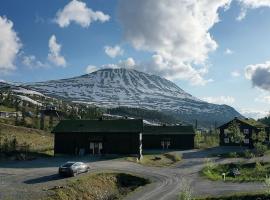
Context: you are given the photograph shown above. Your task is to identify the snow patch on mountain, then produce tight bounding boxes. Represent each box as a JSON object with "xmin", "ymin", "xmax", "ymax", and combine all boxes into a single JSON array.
[{"xmin": 27, "ymin": 68, "xmax": 242, "ymax": 124}]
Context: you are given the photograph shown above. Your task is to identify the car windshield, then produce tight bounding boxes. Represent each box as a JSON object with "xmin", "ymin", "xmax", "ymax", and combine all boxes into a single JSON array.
[{"xmin": 62, "ymin": 162, "xmax": 75, "ymax": 167}]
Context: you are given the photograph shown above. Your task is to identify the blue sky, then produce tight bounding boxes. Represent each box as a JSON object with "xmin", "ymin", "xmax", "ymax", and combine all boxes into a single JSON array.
[{"xmin": 1, "ymin": 0, "xmax": 270, "ymax": 118}]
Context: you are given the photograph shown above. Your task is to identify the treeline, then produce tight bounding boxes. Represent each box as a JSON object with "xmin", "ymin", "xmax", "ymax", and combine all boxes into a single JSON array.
[
  {"xmin": 107, "ymin": 107, "xmax": 181, "ymax": 124},
  {"xmin": 258, "ymin": 114, "xmax": 270, "ymax": 126}
]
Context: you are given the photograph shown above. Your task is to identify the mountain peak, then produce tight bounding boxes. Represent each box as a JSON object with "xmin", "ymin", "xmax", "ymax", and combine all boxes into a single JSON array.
[{"xmin": 28, "ymin": 68, "xmax": 241, "ymax": 125}]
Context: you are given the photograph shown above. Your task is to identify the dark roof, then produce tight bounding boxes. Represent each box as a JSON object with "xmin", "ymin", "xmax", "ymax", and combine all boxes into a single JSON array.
[
  {"xmin": 52, "ymin": 119, "xmax": 143, "ymax": 133},
  {"xmin": 218, "ymin": 117, "xmax": 267, "ymax": 129},
  {"xmin": 143, "ymin": 125, "xmax": 195, "ymax": 135}
]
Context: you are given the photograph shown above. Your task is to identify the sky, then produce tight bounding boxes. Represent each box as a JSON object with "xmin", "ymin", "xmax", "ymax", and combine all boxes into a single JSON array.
[{"xmin": 1, "ymin": 0, "xmax": 270, "ymax": 119}]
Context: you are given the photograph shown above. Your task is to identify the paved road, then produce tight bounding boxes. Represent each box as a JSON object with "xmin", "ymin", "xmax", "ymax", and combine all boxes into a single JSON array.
[{"xmin": 0, "ymin": 147, "xmax": 266, "ymax": 200}]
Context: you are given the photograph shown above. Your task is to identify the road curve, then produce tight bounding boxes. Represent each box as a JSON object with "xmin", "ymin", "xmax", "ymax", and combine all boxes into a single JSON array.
[{"xmin": 0, "ymin": 147, "xmax": 267, "ymax": 200}]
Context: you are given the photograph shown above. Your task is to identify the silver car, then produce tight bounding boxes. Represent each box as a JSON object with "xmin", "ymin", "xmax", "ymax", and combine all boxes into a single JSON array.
[{"xmin": 58, "ymin": 161, "xmax": 90, "ymax": 177}]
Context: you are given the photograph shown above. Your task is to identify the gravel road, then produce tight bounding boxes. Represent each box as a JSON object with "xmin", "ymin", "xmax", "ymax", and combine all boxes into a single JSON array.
[{"xmin": 0, "ymin": 147, "xmax": 266, "ymax": 200}]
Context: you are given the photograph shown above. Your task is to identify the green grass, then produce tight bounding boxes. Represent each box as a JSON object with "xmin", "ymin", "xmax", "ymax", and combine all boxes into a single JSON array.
[
  {"xmin": 0, "ymin": 105, "xmax": 16, "ymax": 112},
  {"xmin": 197, "ymin": 192, "xmax": 270, "ymax": 200},
  {"xmin": 46, "ymin": 172, "xmax": 150, "ymax": 200},
  {"xmin": 201, "ymin": 162, "xmax": 270, "ymax": 182},
  {"xmin": 127, "ymin": 152, "xmax": 182, "ymax": 167},
  {"xmin": 0, "ymin": 123, "xmax": 54, "ymax": 159}
]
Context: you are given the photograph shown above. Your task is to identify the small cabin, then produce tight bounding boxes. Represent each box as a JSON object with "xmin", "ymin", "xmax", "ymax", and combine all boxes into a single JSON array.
[
  {"xmin": 218, "ymin": 117, "xmax": 269, "ymax": 148},
  {"xmin": 142, "ymin": 125, "xmax": 195, "ymax": 150}
]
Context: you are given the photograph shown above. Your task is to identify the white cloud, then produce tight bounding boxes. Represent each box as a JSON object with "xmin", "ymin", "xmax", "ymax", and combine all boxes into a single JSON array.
[
  {"xmin": 55, "ymin": 0, "xmax": 110, "ymax": 28},
  {"xmin": 118, "ymin": 57, "xmax": 135, "ymax": 69},
  {"xmin": 245, "ymin": 61, "xmax": 270, "ymax": 90},
  {"xmin": 22, "ymin": 55, "xmax": 47, "ymax": 68},
  {"xmin": 239, "ymin": 108, "xmax": 268, "ymax": 119},
  {"xmin": 0, "ymin": 16, "xmax": 21, "ymax": 73},
  {"xmin": 85, "ymin": 65, "xmax": 98, "ymax": 74},
  {"xmin": 231, "ymin": 70, "xmax": 241, "ymax": 77},
  {"xmin": 118, "ymin": 0, "xmax": 231, "ymax": 85},
  {"xmin": 104, "ymin": 45, "xmax": 124, "ymax": 58},
  {"xmin": 102, "ymin": 57, "xmax": 136, "ymax": 69},
  {"xmin": 255, "ymin": 93, "xmax": 270, "ymax": 104},
  {"xmin": 237, "ymin": 0, "xmax": 270, "ymax": 20},
  {"xmin": 48, "ymin": 35, "xmax": 66, "ymax": 67},
  {"xmin": 86, "ymin": 58, "xmax": 136, "ymax": 73},
  {"xmin": 225, "ymin": 48, "xmax": 234, "ymax": 55},
  {"xmin": 202, "ymin": 96, "xmax": 235, "ymax": 105}
]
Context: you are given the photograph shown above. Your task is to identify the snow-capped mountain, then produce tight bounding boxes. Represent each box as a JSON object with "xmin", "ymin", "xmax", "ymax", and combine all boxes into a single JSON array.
[{"xmin": 27, "ymin": 68, "xmax": 242, "ymax": 125}]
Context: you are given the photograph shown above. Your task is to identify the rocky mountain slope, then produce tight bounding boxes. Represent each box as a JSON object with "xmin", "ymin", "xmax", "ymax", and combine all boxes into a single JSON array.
[{"xmin": 26, "ymin": 68, "xmax": 242, "ymax": 126}]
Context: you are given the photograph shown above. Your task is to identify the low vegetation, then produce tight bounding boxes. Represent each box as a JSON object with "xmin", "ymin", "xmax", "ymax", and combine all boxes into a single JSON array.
[
  {"xmin": 0, "ymin": 105, "xmax": 16, "ymax": 112},
  {"xmin": 197, "ymin": 193, "xmax": 270, "ymax": 200},
  {"xmin": 128, "ymin": 152, "xmax": 182, "ymax": 167},
  {"xmin": 212, "ymin": 149, "xmax": 255, "ymax": 159},
  {"xmin": 201, "ymin": 160, "xmax": 270, "ymax": 182},
  {"xmin": 46, "ymin": 172, "xmax": 150, "ymax": 200},
  {"xmin": 195, "ymin": 132, "xmax": 219, "ymax": 149},
  {"xmin": 0, "ymin": 123, "xmax": 53, "ymax": 160}
]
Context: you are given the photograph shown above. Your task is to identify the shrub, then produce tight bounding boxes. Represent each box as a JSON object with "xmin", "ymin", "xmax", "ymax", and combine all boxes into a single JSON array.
[
  {"xmin": 205, "ymin": 158, "xmax": 216, "ymax": 172},
  {"xmin": 243, "ymin": 150, "xmax": 254, "ymax": 159},
  {"xmin": 255, "ymin": 161, "xmax": 266, "ymax": 175},
  {"xmin": 228, "ymin": 152, "xmax": 238, "ymax": 158},
  {"xmin": 164, "ymin": 153, "xmax": 182, "ymax": 162},
  {"xmin": 265, "ymin": 176, "xmax": 270, "ymax": 194},
  {"xmin": 254, "ymin": 143, "xmax": 268, "ymax": 156}
]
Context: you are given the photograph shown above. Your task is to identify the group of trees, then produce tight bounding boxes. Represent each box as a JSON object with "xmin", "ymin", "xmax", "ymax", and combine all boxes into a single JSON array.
[{"xmin": 227, "ymin": 121, "xmax": 268, "ymax": 156}]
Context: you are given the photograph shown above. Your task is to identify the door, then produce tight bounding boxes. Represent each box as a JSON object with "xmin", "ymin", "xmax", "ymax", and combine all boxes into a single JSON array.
[
  {"xmin": 161, "ymin": 138, "xmax": 171, "ymax": 149},
  {"xmin": 90, "ymin": 142, "xmax": 103, "ymax": 155}
]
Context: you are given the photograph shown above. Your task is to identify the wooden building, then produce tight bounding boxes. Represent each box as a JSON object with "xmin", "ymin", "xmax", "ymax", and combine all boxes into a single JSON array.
[
  {"xmin": 218, "ymin": 117, "xmax": 269, "ymax": 148},
  {"xmin": 142, "ymin": 125, "xmax": 195, "ymax": 150},
  {"xmin": 52, "ymin": 119, "xmax": 143, "ymax": 157}
]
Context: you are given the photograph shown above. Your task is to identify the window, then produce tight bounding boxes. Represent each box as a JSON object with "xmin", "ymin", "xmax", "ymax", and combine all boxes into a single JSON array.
[
  {"xmin": 243, "ymin": 129, "xmax": 249, "ymax": 134},
  {"xmin": 244, "ymin": 139, "xmax": 249, "ymax": 144},
  {"xmin": 224, "ymin": 138, "xmax": 229, "ymax": 143},
  {"xmin": 224, "ymin": 129, "xmax": 230, "ymax": 136}
]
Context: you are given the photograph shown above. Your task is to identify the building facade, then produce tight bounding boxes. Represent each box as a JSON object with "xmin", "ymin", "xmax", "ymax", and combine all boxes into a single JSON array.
[
  {"xmin": 219, "ymin": 117, "xmax": 269, "ymax": 148},
  {"xmin": 143, "ymin": 125, "xmax": 195, "ymax": 150},
  {"xmin": 52, "ymin": 119, "xmax": 143, "ymax": 157}
]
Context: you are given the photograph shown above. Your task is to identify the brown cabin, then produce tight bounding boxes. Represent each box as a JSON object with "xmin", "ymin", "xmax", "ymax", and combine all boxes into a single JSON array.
[{"xmin": 218, "ymin": 117, "xmax": 269, "ymax": 148}]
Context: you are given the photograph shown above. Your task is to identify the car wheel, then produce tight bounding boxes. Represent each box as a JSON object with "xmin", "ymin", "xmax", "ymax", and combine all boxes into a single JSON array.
[{"xmin": 72, "ymin": 171, "xmax": 77, "ymax": 177}]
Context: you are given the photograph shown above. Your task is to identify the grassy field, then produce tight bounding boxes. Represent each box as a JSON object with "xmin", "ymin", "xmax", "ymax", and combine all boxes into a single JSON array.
[
  {"xmin": 0, "ymin": 123, "xmax": 54, "ymax": 159},
  {"xmin": 127, "ymin": 152, "xmax": 182, "ymax": 167},
  {"xmin": 201, "ymin": 161, "xmax": 270, "ymax": 182},
  {"xmin": 46, "ymin": 172, "xmax": 150, "ymax": 200}
]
